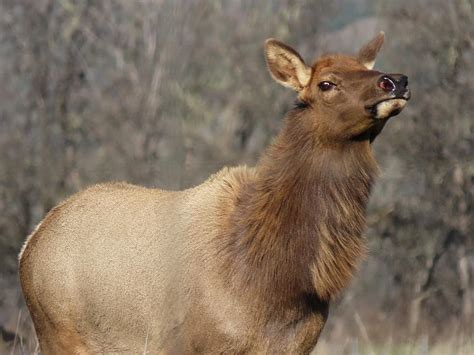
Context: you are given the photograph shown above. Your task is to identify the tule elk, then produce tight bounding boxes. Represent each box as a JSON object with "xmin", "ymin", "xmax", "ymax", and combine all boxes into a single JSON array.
[{"xmin": 19, "ymin": 32, "xmax": 410, "ymax": 354}]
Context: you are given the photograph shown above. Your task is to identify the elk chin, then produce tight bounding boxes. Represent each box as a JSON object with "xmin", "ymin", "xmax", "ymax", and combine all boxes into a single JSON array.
[{"xmin": 370, "ymin": 98, "xmax": 408, "ymax": 120}]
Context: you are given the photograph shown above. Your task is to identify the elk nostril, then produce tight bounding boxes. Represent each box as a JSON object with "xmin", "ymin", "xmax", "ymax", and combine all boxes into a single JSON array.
[
  {"xmin": 397, "ymin": 74, "xmax": 409, "ymax": 88},
  {"xmin": 378, "ymin": 76, "xmax": 396, "ymax": 92}
]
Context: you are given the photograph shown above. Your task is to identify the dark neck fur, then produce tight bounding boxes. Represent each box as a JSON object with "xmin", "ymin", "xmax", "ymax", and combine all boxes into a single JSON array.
[{"xmin": 221, "ymin": 109, "xmax": 379, "ymax": 312}]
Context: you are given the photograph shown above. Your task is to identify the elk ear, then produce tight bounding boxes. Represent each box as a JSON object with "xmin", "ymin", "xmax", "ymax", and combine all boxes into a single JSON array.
[
  {"xmin": 358, "ymin": 31, "xmax": 385, "ymax": 70},
  {"xmin": 264, "ymin": 39, "xmax": 311, "ymax": 91}
]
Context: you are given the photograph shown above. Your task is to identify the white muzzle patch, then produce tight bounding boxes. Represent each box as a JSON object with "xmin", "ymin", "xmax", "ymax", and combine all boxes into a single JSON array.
[{"xmin": 375, "ymin": 99, "xmax": 407, "ymax": 119}]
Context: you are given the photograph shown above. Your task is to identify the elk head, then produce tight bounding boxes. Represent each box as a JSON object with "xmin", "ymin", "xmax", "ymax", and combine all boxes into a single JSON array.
[{"xmin": 264, "ymin": 32, "xmax": 410, "ymax": 143}]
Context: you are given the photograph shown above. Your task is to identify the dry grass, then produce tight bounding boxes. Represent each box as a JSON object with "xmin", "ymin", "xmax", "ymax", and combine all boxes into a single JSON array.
[
  {"xmin": 2, "ymin": 309, "xmax": 471, "ymax": 354},
  {"xmin": 314, "ymin": 340, "xmax": 474, "ymax": 355},
  {"xmin": 3, "ymin": 318, "xmax": 472, "ymax": 355},
  {"xmin": 2, "ymin": 309, "xmax": 39, "ymax": 355},
  {"xmin": 4, "ymin": 334, "xmax": 473, "ymax": 355}
]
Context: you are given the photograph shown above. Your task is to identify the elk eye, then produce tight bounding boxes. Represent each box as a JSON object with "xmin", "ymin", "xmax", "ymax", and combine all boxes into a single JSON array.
[{"xmin": 318, "ymin": 81, "xmax": 336, "ymax": 91}]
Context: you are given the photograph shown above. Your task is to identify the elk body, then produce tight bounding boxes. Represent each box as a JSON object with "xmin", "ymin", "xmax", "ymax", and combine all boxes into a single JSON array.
[{"xmin": 19, "ymin": 33, "xmax": 410, "ymax": 354}]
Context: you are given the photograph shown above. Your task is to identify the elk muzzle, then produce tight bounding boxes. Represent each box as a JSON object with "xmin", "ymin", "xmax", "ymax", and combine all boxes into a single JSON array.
[{"xmin": 367, "ymin": 74, "xmax": 411, "ymax": 119}]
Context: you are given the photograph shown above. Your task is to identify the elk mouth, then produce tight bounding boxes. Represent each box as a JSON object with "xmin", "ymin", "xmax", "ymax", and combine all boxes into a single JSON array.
[
  {"xmin": 366, "ymin": 91, "xmax": 411, "ymax": 120},
  {"xmin": 363, "ymin": 92, "xmax": 410, "ymax": 142}
]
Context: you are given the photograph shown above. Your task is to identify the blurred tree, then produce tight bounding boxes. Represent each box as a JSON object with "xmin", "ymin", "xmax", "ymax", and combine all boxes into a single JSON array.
[
  {"xmin": 371, "ymin": 0, "xmax": 474, "ymax": 338},
  {"xmin": 0, "ymin": 0, "xmax": 471, "ymax": 351}
]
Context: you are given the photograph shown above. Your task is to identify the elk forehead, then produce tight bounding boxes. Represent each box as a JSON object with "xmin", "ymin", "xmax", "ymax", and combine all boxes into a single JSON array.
[
  {"xmin": 309, "ymin": 55, "xmax": 377, "ymax": 85},
  {"xmin": 312, "ymin": 55, "xmax": 366, "ymax": 74}
]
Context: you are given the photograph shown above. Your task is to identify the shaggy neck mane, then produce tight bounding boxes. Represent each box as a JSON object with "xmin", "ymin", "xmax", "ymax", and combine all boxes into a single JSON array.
[{"xmin": 222, "ymin": 108, "xmax": 379, "ymax": 312}]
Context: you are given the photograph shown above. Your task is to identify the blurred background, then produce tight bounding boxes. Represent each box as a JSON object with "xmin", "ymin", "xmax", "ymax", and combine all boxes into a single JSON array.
[{"xmin": 0, "ymin": 0, "xmax": 472, "ymax": 354}]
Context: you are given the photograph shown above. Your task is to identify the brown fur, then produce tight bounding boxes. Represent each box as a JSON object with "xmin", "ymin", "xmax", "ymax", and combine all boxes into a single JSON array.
[{"xmin": 19, "ymin": 34, "xmax": 408, "ymax": 354}]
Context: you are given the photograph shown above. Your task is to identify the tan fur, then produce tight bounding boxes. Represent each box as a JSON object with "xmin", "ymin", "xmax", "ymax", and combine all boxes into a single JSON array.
[
  {"xmin": 375, "ymin": 98, "xmax": 407, "ymax": 119},
  {"xmin": 19, "ymin": 34, "xmax": 409, "ymax": 354}
]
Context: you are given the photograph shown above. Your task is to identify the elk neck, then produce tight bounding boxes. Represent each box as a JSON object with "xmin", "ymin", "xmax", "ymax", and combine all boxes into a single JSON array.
[{"xmin": 221, "ymin": 107, "xmax": 379, "ymax": 310}]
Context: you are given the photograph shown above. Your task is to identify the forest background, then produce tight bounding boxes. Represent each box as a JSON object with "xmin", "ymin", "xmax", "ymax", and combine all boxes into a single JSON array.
[{"xmin": 0, "ymin": 0, "xmax": 472, "ymax": 353}]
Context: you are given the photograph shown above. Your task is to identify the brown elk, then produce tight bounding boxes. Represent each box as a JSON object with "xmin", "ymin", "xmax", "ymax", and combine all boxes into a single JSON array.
[{"xmin": 19, "ymin": 32, "xmax": 410, "ymax": 354}]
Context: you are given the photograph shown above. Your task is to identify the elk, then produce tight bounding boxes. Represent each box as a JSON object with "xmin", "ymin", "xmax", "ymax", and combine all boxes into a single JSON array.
[{"xmin": 19, "ymin": 32, "xmax": 410, "ymax": 354}]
